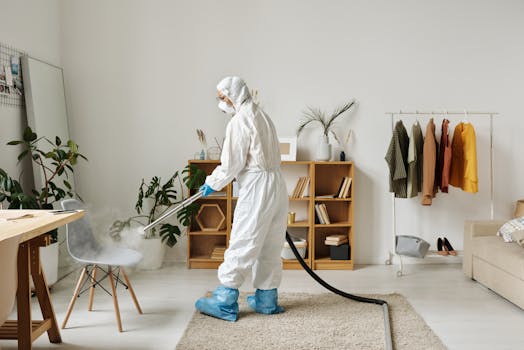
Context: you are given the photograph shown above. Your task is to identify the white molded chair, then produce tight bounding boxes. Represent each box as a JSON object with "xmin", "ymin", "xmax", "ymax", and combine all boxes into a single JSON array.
[
  {"xmin": 61, "ymin": 199, "xmax": 143, "ymax": 332},
  {"xmin": 0, "ymin": 236, "xmax": 20, "ymax": 327}
]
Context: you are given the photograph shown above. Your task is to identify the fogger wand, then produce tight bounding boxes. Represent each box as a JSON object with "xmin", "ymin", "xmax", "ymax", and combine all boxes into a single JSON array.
[{"xmin": 143, "ymin": 191, "xmax": 203, "ymax": 232}]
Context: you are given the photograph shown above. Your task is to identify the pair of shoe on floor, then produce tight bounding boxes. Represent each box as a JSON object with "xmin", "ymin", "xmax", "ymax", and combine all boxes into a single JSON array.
[
  {"xmin": 195, "ymin": 286, "xmax": 284, "ymax": 322},
  {"xmin": 437, "ymin": 237, "xmax": 456, "ymax": 256}
]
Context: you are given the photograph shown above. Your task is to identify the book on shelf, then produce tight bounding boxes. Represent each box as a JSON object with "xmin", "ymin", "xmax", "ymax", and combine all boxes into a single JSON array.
[
  {"xmin": 301, "ymin": 177, "xmax": 310, "ymax": 198},
  {"xmin": 337, "ymin": 177, "xmax": 352, "ymax": 198},
  {"xmin": 210, "ymin": 246, "xmax": 226, "ymax": 260},
  {"xmin": 315, "ymin": 203, "xmax": 331, "ymax": 224},
  {"xmin": 291, "ymin": 176, "xmax": 310, "ymax": 198},
  {"xmin": 324, "ymin": 239, "xmax": 348, "ymax": 246},
  {"xmin": 325, "ymin": 234, "xmax": 347, "ymax": 242}
]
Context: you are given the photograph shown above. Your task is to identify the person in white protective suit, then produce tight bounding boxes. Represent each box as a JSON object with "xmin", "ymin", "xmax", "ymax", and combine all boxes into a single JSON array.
[{"xmin": 195, "ymin": 76, "xmax": 288, "ymax": 322}]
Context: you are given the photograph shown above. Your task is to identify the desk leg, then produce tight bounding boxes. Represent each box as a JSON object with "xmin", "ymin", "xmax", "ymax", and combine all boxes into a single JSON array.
[
  {"xmin": 30, "ymin": 242, "xmax": 61, "ymax": 343},
  {"xmin": 17, "ymin": 243, "xmax": 32, "ymax": 350}
]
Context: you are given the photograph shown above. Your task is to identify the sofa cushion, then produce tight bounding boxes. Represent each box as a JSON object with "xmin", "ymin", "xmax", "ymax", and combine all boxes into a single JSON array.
[
  {"xmin": 472, "ymin": 235, "xmax": 524, "ymax": 280},
  {"xmin": 497, "ymin": 217, "xmax": 524, "ymax": 242}
]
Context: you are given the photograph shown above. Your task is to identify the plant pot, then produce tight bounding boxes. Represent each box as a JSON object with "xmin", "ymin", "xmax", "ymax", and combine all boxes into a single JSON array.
[
  {"xmin": 315, "ymin": 136, "xmax": 332, "ymax": 161},
  {"xmin": 31, "ymin": 242, "xmax": 59, "ymax": 288},
  {"xmin": 136, "ymin": 237, "xmax": 166, "ymax": 270}
]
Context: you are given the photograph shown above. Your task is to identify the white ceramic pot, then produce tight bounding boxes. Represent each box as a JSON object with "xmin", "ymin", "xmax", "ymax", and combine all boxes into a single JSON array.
[
  {"xmin": 31, "ymin": 242, "xmax": 59, "ymax": 288},
  {"xmin": 315, "ymin": 135, "xmax": 332, "ymax": 161},
  {"xmin": 136, "ymin": 237, "xmax": 166, "ymax": 270}
]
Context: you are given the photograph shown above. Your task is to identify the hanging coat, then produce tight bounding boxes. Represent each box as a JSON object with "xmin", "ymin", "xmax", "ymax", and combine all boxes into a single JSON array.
[
  {"xmin": 437, "ymin": 119, "xmax": 452, "ymax": 192},
  {"xmin": 385, "ymin": 120, "xmax": 409, "ymax": 198},
  {"xmin": 407, "ymin": 121, "xmax": 424, "ymax": 197},
  {"xmin": 449, "ymin": 122, "xmax": 478, "ymax": 193},
  {"xmin": 422, "ymin": 118, "xmax": 438, "ymax": 205}
]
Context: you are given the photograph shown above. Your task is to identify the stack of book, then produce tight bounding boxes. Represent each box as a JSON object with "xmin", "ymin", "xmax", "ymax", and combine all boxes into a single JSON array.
[
  {"xmin": 324, "ymin": 234, "xmax": 348, "ymax": 246},
  {"xmin": 314, "ymin": 203, "xmax": 331, "ymax": 224},
  {"xmin": 336, "ymin": 177, "xmax": 352, "ymax": 198},
  {"xmin": 291, "ymin": 177, "xmax": 310, "ymax": 198},
  {"xmin": 210, "ymin": 246, "xmax": 226, "ymax": 260}
]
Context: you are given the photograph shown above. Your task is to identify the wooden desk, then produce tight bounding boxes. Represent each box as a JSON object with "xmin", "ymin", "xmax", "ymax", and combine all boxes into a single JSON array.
[{"xmin": 0, "ymin": 209, "xmax": 84, "ymax": 350}]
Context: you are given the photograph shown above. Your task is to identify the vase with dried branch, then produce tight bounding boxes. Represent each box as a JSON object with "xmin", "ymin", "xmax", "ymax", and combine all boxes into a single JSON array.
[{"xmin": 297, "ymin": 100, "xmax": 355, "ymax": 161}]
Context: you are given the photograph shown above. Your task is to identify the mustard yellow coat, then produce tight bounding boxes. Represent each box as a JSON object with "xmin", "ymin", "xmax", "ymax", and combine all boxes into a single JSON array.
[{"xmin": 449, "ymin": 123, "xmax": 478, "ymax": 193}]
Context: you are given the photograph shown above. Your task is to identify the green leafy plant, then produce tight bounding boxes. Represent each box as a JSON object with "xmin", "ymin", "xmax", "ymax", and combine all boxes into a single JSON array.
[
  {"xmin": 0, "ymin": 126, "xmax": 87, "ymax": 242},
  {"xmin": 297, "ymin": 100, "xmax": 356, "ymax": 140},
  {"xmin": 109, "ymin": 164, "xmax": 206, "ymax": 248}
]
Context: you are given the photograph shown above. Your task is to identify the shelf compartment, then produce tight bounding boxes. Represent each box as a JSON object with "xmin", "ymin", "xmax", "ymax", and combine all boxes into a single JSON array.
[
  {"xmin": 314, "ymin": 201, "xmax": 352, "ymax": 224},
  {"xmin": 314, "ymin": 163, "xmax": 352, "ymax": 198},
  {"xmin": 189, "ymin": 235, "xmax": 226, "ymax": 261},
  {"xmin": 314, "ymin": 227, "xmax": 352, "ymax": 262}
]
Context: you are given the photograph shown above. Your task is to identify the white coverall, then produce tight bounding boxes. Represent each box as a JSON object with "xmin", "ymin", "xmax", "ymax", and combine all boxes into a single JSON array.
[{"xmin": 205, "ymin": 77, "xmax": 288, "ymax": 290}]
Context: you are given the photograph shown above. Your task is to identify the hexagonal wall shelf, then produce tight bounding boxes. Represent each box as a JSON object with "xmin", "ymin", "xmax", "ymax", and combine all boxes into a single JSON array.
[{"xmin": 196, "ymin": 204, "xmax": 226, "ymax": 231}]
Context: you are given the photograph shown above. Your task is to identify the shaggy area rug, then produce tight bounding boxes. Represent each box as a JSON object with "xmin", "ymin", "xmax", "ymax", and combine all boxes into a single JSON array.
[{"xmin": 176, "ymin": 292, "xmax": 446, "ymax": 350}]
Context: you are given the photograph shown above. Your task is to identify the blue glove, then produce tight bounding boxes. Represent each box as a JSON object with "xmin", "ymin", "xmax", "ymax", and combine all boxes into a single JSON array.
[{"xmin": 199, "ymin": 184, "xmax": 215, "ymax": 197}]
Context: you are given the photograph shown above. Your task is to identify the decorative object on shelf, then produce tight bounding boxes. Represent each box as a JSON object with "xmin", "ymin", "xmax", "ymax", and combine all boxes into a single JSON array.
[
  {"xmin": 330, "ymin": 244, "xmax": 350, "ymax": 260},
  {"xmin": 206, "ymin": 146, "xmax": 221, "ymax": 160},
  {"xmin": 278, "ymin": 137, "xmax": 297, "ymax": 161},
  {"xmin": 281, "ymin": 237, "xmax": 307, "ymax": 259},
  {"xmin": 196, "ymin": 129, "xmax": 207, "ymax": 159},
  {"xmin": 196, "ymin": 204, "xmax": 226, "ymax": 231},
  {"xmin": 287, "ymin": 212, "xmax": 296, "ymax": 225},
  {"xmin": 297, "ymin": 100, "xmax": 355, "ymax": 161},
  {"xmin": 332, "ymin": 129, "xmax": 352, "ymax": 161}
]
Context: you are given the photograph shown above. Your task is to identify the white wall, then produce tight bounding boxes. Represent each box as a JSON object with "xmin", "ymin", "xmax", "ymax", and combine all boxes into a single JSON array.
[
  {"xmin": 60, "ymin": 0, "xmax": 524, "ymax": 264},
  {"xmin": 0, "ymin": 0, "xmax": 62, "ymax": 194}
]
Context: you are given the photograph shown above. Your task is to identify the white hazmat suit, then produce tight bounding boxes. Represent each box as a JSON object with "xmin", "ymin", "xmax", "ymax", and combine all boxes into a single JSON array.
[{"xmin": 205, "ymin": 77, "xmax": 288, "ymax": 291}]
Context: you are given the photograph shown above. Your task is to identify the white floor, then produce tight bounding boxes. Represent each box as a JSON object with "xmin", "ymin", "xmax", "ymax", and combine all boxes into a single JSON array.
[{"xmin": 2, "ymin": 263, "xmax": 524, "ymax": 350}]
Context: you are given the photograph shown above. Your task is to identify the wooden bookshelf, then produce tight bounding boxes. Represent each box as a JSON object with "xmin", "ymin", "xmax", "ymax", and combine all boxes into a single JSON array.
[{"xmin": 186, "ymin": 160, "xmax": 354, "ymax": 270}]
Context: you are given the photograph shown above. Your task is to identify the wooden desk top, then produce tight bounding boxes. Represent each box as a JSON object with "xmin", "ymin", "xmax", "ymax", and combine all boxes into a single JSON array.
[{"xmin": 0, "ymin": 210, "xmax": 85, "ymax": 243}]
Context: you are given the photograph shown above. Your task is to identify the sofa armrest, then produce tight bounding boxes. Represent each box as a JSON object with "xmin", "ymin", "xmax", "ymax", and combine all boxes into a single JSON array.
[{"xmin": 463, "ymin": 220, "xmax": 505, "ymax": 278}]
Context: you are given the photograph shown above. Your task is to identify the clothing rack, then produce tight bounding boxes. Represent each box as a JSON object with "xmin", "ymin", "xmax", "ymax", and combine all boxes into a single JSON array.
[{"xmin": 385, "ymin": 110, "xmax": 497, "ymax": 276}]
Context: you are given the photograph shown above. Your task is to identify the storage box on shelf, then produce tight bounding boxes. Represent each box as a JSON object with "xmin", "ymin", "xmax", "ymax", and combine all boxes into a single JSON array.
[{"xmin": 186, "ymin": 160, "xmax": 354, "ymax": 270}]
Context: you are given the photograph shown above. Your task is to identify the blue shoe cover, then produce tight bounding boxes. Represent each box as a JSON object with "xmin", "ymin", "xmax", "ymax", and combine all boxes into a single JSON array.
[
  {"xmin": 195, "ymin": 285, "xmax": 239, "ymax": 322},
  {"xmin": 247, "ymin": 288, "xmax": 284, "ymax": 314}
]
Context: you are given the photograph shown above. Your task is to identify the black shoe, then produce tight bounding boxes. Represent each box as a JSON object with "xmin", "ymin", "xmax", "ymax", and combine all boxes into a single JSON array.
[
  {"xmin": 437, "ymin": 238, "xmax": 448, "ymax": 256},
  {"xmin": 443, "ymin": 237, "xmax": 457, "ymax": 256}
]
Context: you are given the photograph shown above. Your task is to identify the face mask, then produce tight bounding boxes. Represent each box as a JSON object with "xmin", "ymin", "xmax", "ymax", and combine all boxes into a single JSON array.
[{"xmin": 218, "ymin": 100, "xmax": 235, "ymax": 115}]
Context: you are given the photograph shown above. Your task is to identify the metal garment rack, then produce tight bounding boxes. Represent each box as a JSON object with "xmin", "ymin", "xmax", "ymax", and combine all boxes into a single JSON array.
[{"xmin": 385, "ymin": 110, "xmax": 497, "ymax": 276}]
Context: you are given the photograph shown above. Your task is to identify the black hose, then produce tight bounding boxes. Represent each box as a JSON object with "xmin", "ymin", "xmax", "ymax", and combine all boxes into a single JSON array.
[{"xmin": 285, "ymin": 231, "xmax": 393, "ymax": 350}]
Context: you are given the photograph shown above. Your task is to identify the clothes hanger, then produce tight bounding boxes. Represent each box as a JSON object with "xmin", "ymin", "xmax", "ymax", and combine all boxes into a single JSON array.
[{"xmin": 463, "ymin": 109, "xmax": 470, "ymax": 124}]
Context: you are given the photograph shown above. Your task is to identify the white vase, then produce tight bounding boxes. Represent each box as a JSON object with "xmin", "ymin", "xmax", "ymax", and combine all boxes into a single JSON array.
[
  {"xmin": 315, "ymin": 135, "xmax": 332, "ymax": 161},
  {"xmin": 31, "ymin": 242, "xmax": 59, "ymax": 288},
  {"xmin": 136, "ymin": 237, "xmax": 166, "ymax": 270}
]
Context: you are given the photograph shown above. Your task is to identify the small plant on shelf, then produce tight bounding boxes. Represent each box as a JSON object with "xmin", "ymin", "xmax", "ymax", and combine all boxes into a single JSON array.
[{"xmin": 109, "ymin": 164, "xmax": 206, "ymax": 247}]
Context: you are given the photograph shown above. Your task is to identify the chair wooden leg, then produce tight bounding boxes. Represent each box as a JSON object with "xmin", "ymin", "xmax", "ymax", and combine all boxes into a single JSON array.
[
  {"xmin": 121, "ymin": 267, "xmax": 143, "ymax": 314},
  {"xmin": 88, "ymin": 265, "xmax": 97, "ymax": 311},
  {"xmin": 108, "ymin": 266, "xmax": 123, "ymax": 332},
  {"xmin": 62, "ymin": 267, "xmax": 87, "ymax": 329}
]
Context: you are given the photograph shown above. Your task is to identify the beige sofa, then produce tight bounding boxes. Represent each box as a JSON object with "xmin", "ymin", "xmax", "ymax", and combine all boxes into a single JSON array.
[{"xmin": 463, "ymin": 220, "xmax": 524, "ymax": 309}]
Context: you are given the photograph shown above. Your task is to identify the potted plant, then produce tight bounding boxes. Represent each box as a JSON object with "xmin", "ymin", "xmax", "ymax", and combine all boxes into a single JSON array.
[
  {"xmin": 297, "ymin": 100, "xmax": 355, "ymax": 161},
  {"xmin": 109, "ymin": 164, "xmax": 206, "ymax": 270},
  {"xmin": 0, "ymin": 126, "xmax": 87, "ymax": 285}
]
